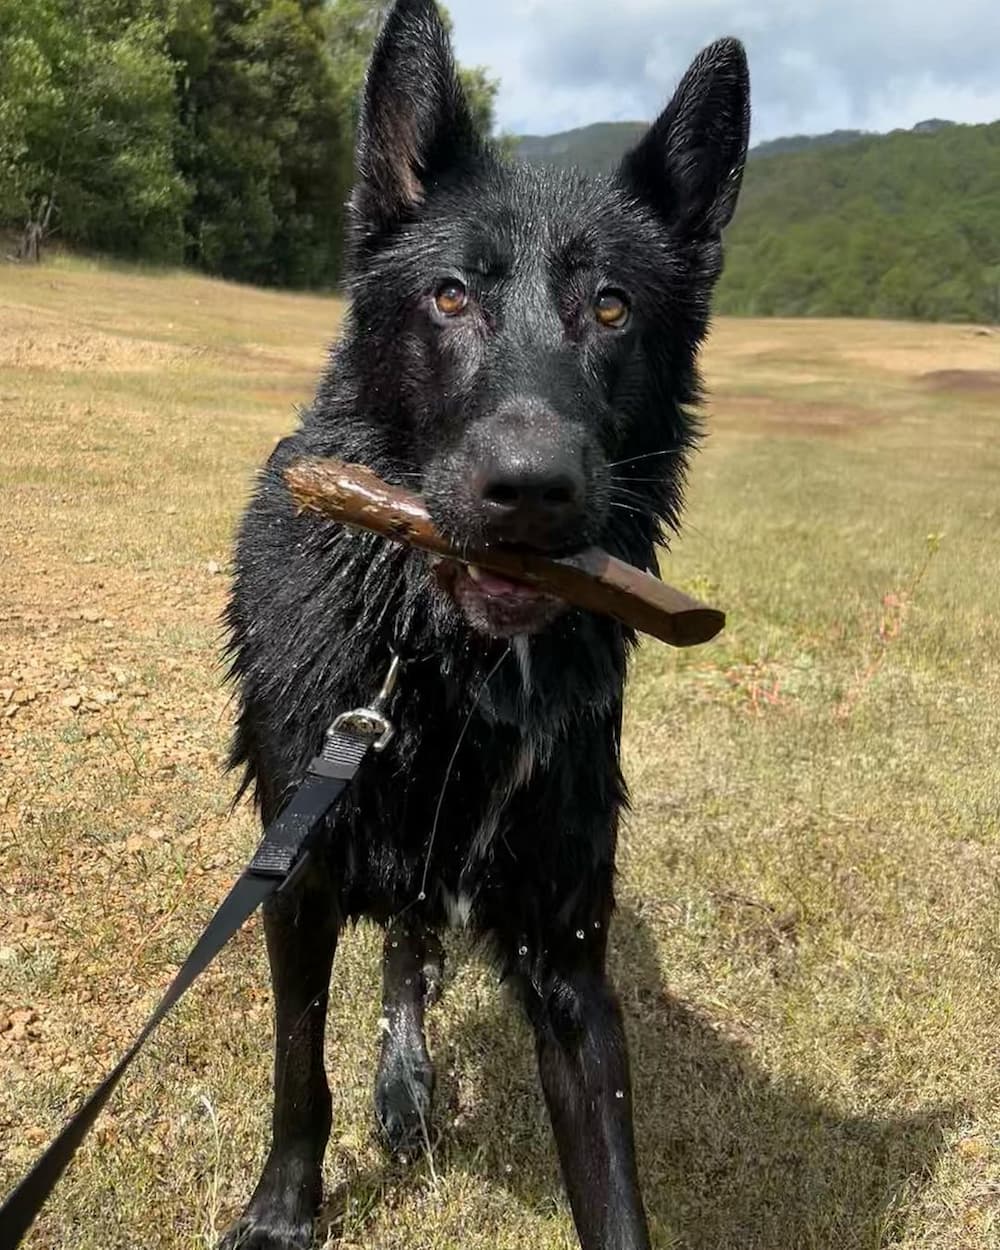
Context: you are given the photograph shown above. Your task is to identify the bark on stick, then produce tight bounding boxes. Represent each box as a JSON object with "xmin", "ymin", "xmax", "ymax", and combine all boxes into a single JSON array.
[{"xmin": 284, "ymin": 458, "xmax": 725, "ymax": 648}]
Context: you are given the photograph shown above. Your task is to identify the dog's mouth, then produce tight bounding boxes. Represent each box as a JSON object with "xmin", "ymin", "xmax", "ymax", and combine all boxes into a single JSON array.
[{"xmin": 436, "ymin": 560, "xmax": 566, "ymax": 638}]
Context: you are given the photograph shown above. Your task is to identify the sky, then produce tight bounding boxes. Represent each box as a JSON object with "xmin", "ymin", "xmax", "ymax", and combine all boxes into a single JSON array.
[{"xmin": 445, "ymin": 0, "xmax": 1000, "ymax": 144}]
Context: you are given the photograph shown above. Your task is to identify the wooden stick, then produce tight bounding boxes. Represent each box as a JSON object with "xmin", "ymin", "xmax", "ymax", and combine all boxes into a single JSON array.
[{"xmin": 284, "ymin": 458, "xmax": 725, "ymax": 648}]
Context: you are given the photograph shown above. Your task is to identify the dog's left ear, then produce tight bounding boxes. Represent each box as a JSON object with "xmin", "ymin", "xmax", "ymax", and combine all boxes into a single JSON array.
[
  {"xmin": 351, "ymin": 0, "xmax": 479, "ymax": 241},
  {"xmin": 620, "ymin": 38, "xmax": 750, "ymax": 235}
]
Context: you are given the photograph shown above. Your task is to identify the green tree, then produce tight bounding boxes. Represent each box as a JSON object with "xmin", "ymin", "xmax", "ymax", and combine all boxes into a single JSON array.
[
  {"xmin": 178, "ymin": 0, "xmax": 499, "ymax": 287},
  {"xmin": 0, "ymin": 0, "xmax": 187, "ymax": 261},
  {"xmin": 980, "ymin": 264, "xmax": 1000, "ymax": 324},
  {"xmin": 1, "ymin": 0, "xmax": 501, "ymax": 284},
  {"xmin": 177, "ymin": 0, "xmax": 348, "ymax": 286}
]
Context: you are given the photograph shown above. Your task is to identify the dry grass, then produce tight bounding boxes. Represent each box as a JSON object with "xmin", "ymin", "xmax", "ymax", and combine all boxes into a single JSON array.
[{"xmin": 1, "ymin": 255, "xmax": 999, "ymax": 1250}]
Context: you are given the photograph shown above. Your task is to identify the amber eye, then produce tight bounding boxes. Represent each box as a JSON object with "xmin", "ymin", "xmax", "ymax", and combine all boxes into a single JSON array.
[
  {"xmin": 434, "ymin": 280, "xmax": 468, "ymax": 317},
  {"xmin": 594, "ymin": 289, "xmax": 630, "ymax": 328}
]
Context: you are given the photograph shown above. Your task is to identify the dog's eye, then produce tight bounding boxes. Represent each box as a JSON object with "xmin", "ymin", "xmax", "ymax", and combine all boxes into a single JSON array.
[
  {"xmin": 594, "ymin": 290, "xmax": 630, "ymax": 329},
  {"xmin": 434, "ymin": 280, "xmax": 468, "ymax": 317}
]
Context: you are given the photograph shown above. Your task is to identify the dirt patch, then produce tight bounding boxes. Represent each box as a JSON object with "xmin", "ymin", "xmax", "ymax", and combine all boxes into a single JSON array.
[
  {"xmin": 0, "ymin": 322, "xmax": 202, "ymax": 373},
  {"xmin": 920, "ymin": 368, "xmax": 1000, "ymax": 395},
  {"xmin": 712, "ymin": 395, "xmax": 885, "ymax": 437}
]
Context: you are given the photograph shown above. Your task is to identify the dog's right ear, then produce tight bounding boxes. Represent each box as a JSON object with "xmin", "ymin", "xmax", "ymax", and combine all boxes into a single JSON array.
[{"xmin": 351, "ymin": 0, "xmax": 479, "ymax": 242}]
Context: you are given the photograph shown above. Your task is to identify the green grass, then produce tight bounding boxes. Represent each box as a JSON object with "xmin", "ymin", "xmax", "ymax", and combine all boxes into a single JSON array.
[{"xmin": 1, "ymin": 260, "xmax": 999, "ymax": 1249}]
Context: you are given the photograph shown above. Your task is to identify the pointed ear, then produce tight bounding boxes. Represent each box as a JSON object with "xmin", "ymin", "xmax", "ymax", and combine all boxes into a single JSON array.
[
  {"xmin": 620, "ymin": 38, "xmax": 750, "ymax": 235},
  {"xmin": 351, "ymin": 0, "xmax": 479, "ymax": 240}
]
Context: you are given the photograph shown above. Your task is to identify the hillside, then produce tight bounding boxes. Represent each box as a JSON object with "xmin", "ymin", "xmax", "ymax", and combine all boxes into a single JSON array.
[
  {"xmin": 515, "ymin": 120, "xmax": 1000, "ymax": 323},
  {"xmin": 515, "ymin": 122, "xmax": 647, "ymax": 174},
  {"xmin": 718, "ymin": 121, "xmax": 1000, "ymax": 322},
  {"xmin": 513, "ymin": 123, "xmax": 879, "ymax": 168},
  {"xmin": 749, "ymin": 129, "xmax": 868, "ymax": 158}
]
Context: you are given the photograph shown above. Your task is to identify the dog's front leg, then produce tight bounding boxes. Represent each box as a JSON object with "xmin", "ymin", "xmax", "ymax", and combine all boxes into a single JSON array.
[
  {"xmin": 220, "ymin": 860, "xmax": 340, "ymax": 1250},
  {"xmin": 516, "ymin": 937, "xmax": 651, "ymax": 1250},
  {"xmin": 374, "ymin": 917, "xmax": 444, "ymax": 1159}
]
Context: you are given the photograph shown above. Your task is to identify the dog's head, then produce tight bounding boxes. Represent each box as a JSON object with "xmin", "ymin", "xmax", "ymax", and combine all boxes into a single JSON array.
[{"xmin": 343, "ymin": 0, "xmax": 749, "ymax": 638}]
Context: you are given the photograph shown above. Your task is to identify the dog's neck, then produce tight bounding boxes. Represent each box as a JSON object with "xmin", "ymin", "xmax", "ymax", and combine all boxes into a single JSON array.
[{"xmin": 303, "ymin": 515, "xmax": 630, "ymax": 743}]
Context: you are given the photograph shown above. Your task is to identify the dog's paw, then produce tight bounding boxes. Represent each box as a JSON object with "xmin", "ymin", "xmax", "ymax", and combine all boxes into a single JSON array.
[
  {"xmin": 374, "ymin": 1049, "xmax": 435, "ymax": 1161},
  {"xmin": 219, "ymin": 1151, "xmax": 321, "ymax": 1249},
  {"xmin": 217, "ymin": 1214, "xmax": 313, "ymax": 1250}
]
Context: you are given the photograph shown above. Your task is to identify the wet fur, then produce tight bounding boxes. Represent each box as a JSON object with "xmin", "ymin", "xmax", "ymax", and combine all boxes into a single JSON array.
[{"xmin": 222, "ymin": 2, "xmax": 749, "ymax": 1247}]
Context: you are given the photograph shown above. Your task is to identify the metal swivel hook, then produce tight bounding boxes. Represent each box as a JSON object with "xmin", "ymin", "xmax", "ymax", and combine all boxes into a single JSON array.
[{"xmin": 326, "ymin": 651, "xmax": 403, "ymax": 752}]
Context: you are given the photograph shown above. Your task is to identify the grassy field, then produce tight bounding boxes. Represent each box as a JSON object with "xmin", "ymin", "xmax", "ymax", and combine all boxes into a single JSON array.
[{"xmin": 1, "ymin": 256, "xmax": 999, "ymax": 1250}]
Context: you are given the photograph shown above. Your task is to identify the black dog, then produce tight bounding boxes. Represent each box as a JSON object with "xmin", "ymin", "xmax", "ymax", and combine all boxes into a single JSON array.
[{"xmin": 223, "ymin": 2, "xmax": 749, "ymax": 1246}]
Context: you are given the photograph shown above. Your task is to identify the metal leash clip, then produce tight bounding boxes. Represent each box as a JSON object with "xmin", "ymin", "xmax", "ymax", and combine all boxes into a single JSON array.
[{"xmin": 327, "ymin": 652, "xmax": 402, "ymax": 753}]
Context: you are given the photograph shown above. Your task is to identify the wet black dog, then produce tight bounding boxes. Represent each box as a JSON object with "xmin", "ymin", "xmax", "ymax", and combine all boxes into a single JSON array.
[{"xmin": 222, "ymin": 2, "xmax": 749, "ymax": 1246}]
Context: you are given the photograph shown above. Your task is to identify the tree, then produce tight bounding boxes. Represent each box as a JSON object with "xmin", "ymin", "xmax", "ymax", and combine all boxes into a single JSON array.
[
  {"xmin": 0, "ymin": 0, "xmax": 501, "ymax": 285},
  {"xmin": 177, "ymin": 0, "xmax": 498, "ymax": 288},
  {"xmin": 176, "ymin": 0, "xmax": 348, "ymax": 287},
  {"xmin": 982, "ymin": 265, "xmax": 1000, "ymax": 324},
  {"xmin": 0, "ymin": 0, "xmax": 188, "ymax": 262}
]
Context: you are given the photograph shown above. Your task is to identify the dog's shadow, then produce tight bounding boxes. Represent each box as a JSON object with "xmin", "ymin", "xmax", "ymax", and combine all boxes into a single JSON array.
[{"xmin": 319, "ymin": 903, "xmax": 954, "ymax": 1248}]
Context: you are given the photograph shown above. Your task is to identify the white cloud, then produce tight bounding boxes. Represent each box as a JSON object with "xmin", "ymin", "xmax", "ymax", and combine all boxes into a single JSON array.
[{"xmin": 445, "ymin": 0, "xmax": 1000, "ymax": 140}]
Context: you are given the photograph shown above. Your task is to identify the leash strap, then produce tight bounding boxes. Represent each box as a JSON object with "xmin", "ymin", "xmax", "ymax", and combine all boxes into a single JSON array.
[{"xmin": 0, "ymin": 721, "xmax": 379, "ymax": 1250}]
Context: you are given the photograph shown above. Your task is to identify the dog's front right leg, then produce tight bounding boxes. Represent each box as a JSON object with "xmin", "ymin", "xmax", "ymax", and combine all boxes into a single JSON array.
[
  {"xmin": 219, "ymin": 859, "xmax": 340, "ymax": 1250},
  {"xmin": 374, "ymin": 917, "xmax": 444, "ymax": 1159}
]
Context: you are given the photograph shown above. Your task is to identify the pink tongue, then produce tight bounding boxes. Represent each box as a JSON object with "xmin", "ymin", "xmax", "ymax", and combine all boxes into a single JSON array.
[{"xmin": 470, "ymin": 567, "xmax": 539, "ymax": 598}]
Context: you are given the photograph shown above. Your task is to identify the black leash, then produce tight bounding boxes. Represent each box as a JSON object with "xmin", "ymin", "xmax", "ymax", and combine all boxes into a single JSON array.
[{"xmin": 0, "ymin": 656, "xmax": 402, "ymax": 1250}]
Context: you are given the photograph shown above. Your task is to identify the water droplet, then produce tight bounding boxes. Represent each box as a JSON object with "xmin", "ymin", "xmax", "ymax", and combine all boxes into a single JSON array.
[
  {"xmin": 575, "ymin": 929, "xmax": 585, "ymax": 940},
  {"xmin": 391, "ymin": 940, "xmax": 398, "ymax": 948},
  {"xmin": 593, "ymin": 920, "xmax": 601, "ymax": 930},
  {"xmin": 615, "ymin": 1089, "xmax": 625, "ymax": 1099},
  {"xmin": 518, "ymin": 944, "xmax": 528, "ymax": 957},
  {"xmin": 505, "ymin": 1163, "xmax": 513, "ymax": 1174},
  {"xmin": 418, "ymin": 891, "xmax": 426, "ymax": 901}
]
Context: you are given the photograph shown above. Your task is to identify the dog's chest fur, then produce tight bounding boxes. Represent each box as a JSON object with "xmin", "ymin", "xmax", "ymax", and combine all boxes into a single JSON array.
[{"xmin": 227, "ymin": 465, "xmax": 631, "ymax": 933}]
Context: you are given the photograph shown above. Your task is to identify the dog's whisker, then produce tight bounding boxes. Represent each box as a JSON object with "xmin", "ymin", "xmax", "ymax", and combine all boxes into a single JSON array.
[
  {"xmin": 607, "ymin": 449, "xmax": 684, "ymax": 469},
  {"xmin": 608, "ymin": 485, "xmax": 650, "ymax": 504},
  {"xmin": 609, "ymin": 496, "xmax": 648, "ymax": 512}
]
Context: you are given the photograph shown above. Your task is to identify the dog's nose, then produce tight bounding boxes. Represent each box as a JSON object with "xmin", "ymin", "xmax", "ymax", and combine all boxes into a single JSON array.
[{"xmin": 475, "ymin": 457, "xmax": 585, "ymax": 547}]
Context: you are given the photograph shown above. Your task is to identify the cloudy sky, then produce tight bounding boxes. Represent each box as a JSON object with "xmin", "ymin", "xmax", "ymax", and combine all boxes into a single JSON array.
[{"xmin": 446, "ymin": 0, "xmax": 1000, "ymax": 143}]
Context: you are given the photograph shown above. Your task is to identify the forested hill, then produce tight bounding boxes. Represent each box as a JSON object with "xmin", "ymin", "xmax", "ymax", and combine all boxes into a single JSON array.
[
  {"xmin": 512, "ymin": 121, "xmax": 879, "ymax": 169},
  {"xmin": 516, "ymin": 123, "xmax": 648, "ymax": 175},
  {"xmin": 516, "ymin": 119, "xmax": 1000, "ymax": 323},
  {"xmin": 719, "ymin": 121, "xmax": 1000, "ymax": 322}
]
